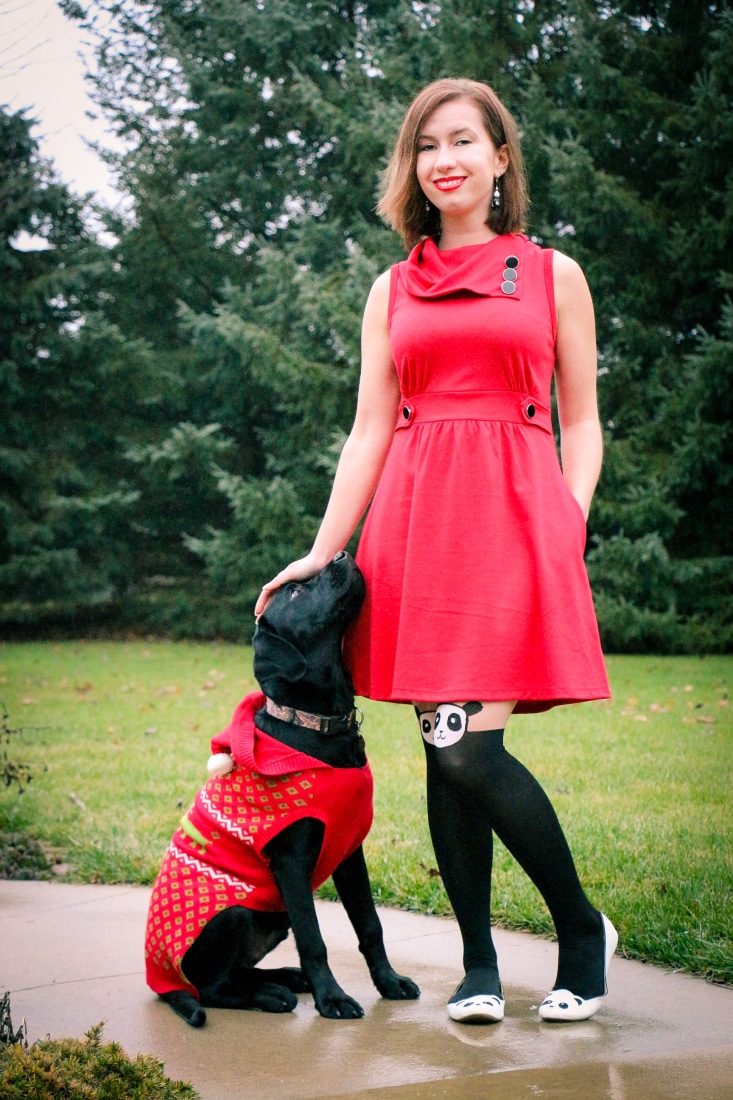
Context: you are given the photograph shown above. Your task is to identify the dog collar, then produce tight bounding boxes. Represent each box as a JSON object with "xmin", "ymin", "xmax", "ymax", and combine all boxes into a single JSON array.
[{"xmin": 264, "ymin": 697, "xmax": 362, "ymax": 736}]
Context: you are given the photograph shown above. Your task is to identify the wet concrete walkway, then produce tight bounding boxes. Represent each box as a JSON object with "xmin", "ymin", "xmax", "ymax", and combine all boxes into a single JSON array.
[{"xmin": 1, "ymin": 881, "xmax": 731, "ymax": 1099}]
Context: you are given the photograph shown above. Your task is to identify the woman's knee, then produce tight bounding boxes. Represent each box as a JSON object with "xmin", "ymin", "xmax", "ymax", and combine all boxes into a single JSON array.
[{"xmin": 415, "ymin": 700, "xmax": 516, "ymax": 749}]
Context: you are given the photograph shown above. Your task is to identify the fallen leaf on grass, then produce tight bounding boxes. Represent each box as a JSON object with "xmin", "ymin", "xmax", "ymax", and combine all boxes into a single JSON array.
[
  {"xmin": 696, "ymin": 716, "xmax": 715, "ymax": 725},
  {"xmin": 197, "ymin": 669, "xmax": 227, "ymax": 694},
  {"xmin": 155, "ymin": 685, "xmax": 181, "ymax": 696},
  {"xmin": 20, "ymin": 697, "xmax": 38, "ymax": 705},
  {"xmin": 145, "ymin": 726, "xmax": 158, "ymax": 735},
  {"xmin": 719, "ymin": 699, "xmax": 729, "ymax": 708},
  {"xmin": 635, "ymin": 714, "xmax": 648, "ymax": 722},
  {"xmin": 683, "ymin": 685, "xmax": 694, "ymax": 692},
  {"xmin": 76, "ymin": 682, "xmax": 93, "ymax": 695},
  {"xmin": 419, "ymin": 862, "xmax": 441, "ymax": 879},
  {"xmin": 69, "ymin": 792, "xmax": 86, "ymax": 810}
]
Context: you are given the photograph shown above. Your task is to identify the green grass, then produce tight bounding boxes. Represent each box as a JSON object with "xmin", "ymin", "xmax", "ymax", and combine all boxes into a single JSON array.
[{"xmin": 1, "ymin": 642, "xmax": 731, "ymax": 983}]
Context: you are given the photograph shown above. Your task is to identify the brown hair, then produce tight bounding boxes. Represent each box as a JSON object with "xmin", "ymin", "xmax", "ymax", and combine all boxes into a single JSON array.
[{"xmin": 377, "ymin": 78, "xmax": 528, "ymax": 250}]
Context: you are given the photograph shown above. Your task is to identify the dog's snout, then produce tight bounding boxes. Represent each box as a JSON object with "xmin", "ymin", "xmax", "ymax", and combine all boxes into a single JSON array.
[{"xmin": 333, "ymin": 551, "xmax": 347, "ymax": 562}]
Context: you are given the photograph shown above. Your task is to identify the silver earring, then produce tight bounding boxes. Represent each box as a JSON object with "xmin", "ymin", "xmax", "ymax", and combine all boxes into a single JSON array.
[{"xmin": 491, "ymin": 177, "xmax": 501, "ymax": 210}]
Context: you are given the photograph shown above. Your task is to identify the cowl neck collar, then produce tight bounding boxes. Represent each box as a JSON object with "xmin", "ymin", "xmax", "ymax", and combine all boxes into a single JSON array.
[{"xmin": 402, "ymin": 233, "xmax": 527, "ymax": 300}]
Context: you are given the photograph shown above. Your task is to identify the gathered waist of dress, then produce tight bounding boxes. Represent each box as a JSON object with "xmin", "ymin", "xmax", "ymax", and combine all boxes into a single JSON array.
[{"xmin": 395, "ymin": 389, "xmax": 552, "ymax": 435}]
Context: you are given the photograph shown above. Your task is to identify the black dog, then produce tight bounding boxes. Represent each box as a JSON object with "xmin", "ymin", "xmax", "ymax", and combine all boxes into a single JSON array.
[{"xmin": 145, "ymin": 552, "xmax": 419, "ymax": 1026}]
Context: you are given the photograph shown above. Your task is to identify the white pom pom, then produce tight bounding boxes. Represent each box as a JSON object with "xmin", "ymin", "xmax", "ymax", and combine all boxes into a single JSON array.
[{"xmin": 207, "ymin": 752, "xmax": 235, "ymax": 777}]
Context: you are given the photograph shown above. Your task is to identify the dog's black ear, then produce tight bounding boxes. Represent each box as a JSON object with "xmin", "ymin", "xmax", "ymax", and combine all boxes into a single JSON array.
[{"xmin": 253, "ymin": 628, "xmax": 309, "ymax": 688}]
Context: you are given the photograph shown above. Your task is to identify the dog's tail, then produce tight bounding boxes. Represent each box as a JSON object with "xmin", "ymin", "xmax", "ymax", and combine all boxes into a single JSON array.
[{"xmin": 160, "ymin": 989, "xmax": 207, "ymax": 1028}]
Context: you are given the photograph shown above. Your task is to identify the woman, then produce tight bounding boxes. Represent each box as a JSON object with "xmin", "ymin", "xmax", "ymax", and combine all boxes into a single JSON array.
[{"xmin": 256, "ymin": 78, "xmax": 616, "ymax": 1025}]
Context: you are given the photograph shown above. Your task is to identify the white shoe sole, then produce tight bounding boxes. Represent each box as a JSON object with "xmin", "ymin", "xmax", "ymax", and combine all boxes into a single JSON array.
[{"xmin": 538, "ymin": 914, "xmax": 618, "ymax": 1022}]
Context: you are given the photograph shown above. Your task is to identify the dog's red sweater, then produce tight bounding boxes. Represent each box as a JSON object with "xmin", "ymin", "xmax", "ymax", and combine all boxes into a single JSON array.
[{"xmin": 145, "ymin": 691, "xmax": 373, "ymax": 998}]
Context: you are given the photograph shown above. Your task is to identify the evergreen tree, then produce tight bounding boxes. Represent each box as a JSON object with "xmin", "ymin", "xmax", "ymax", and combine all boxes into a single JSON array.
[
  {"xmin": 4, "ymin": 0, "xmax": 724, "ymax": 648},
  {"xmin": 0, "ymin": 108, "xmax": 151, "ymax": 623}
]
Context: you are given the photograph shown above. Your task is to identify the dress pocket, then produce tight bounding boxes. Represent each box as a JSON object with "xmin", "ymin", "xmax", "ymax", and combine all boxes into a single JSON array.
[{"xmin": 567, "ymin": 491, "xmax": 587, "ymax": 547}]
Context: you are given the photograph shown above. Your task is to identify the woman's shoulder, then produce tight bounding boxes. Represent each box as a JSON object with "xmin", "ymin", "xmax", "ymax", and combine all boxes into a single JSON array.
[
  {"xmin": 550, "ymin": 249, "xmax": 593, "ymax": 318},
  {"xmin": 366, "ymin": 268, "xmax": 393, "ymax": 310},
  {"xmin": 372, "ymin": 267, "xmax": 393, "ymax": 293},
  {"xmin": 362, "ymin": 267, "xmax": 393, "ymax": 328},
  {"xmin": 551, "ymin": 249, "xmax": 589, "ymax": 294}
]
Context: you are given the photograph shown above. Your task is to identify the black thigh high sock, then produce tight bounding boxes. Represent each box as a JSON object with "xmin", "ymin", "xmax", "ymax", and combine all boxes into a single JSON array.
[
  {"xmin": 424, "ymin": 740, "xmax": 502, "ymax": 1000},
  {"xmin": 423, "ymin": 728, "xmax": 605, "ymax": 999}
]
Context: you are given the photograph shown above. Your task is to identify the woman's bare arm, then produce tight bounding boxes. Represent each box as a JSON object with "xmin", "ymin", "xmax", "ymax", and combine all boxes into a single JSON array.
[
  {"xmin": 553, "ymin": 251, "xmax": 602, "ymax": 521},
  {"xmin": 255, "ymin": 269, "xmax": 400, "ymax": 615}
]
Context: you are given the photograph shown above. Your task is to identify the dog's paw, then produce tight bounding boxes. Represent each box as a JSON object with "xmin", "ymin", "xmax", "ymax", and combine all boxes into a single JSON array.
[
  {"xmin": 249, "ymin": 983, "xmax": 298, "ymax": 1013},
  {"xmin": 374, "ymin": 968, "xmax": 420, "ymax": 1003},
  {"xmin": 377, "ymin": 972, "xmax": 421, "ymax": 1001},
  {"xmin": 267, "ymin": 966, "xmax": 310, "ymax": 994},
  {"xmin": 315, "ymin": 991, "xmax": 365, "ymax": 1020}
]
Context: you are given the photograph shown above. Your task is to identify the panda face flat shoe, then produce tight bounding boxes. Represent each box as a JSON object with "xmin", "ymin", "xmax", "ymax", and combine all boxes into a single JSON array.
[
  {"xmin": 447, "ymin": 967, "xmax": 504, "ymax": 1023},
  {"xmin": 538, "ymin": 914, "xmax": 618, "ymax": 1022},
  {"xmin": 448, "ymin": 993, "xmax": 505, "ymax": 1023}
]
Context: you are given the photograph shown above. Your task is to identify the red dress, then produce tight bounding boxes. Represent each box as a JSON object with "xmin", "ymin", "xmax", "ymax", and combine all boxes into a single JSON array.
[{"xmin": 345, "ymin": 234, "xmax": 610, "ymax": 713}]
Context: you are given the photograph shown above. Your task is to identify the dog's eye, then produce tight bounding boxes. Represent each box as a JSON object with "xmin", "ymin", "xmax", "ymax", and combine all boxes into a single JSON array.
[{"xmin": 288, "ymin": 587, "xmax": 303, "ymax": 600}]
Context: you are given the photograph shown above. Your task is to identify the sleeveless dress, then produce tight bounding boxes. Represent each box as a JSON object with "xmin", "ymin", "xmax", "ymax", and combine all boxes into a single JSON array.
[{"xmin": 344, "ymin": 233, "xmax": 610, "ymax": 713}]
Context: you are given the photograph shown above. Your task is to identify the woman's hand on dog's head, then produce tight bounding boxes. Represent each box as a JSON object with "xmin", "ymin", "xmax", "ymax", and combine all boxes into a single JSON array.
[{"xmin": 255, "ymin": 553, "xmax": 329, "ymax": 619}]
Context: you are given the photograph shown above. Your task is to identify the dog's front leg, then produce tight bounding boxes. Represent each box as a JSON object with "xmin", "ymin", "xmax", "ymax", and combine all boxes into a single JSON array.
[
  {"xmin": 265, "ymin": 818, "xmax": 365, "ymax": 1019},
  {"xmin": 332, "ymin": 846, "xmax": 420, "ymax": 1001}
]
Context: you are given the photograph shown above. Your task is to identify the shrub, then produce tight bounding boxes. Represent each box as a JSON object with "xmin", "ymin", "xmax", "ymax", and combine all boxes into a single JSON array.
[
  {"xmin": 0, "ymin": 832, "xmax": 51, "ymax": 880},
  {"xmin": 0, "ymin": 1015, "xmax": 199, "ymax": 1100}
]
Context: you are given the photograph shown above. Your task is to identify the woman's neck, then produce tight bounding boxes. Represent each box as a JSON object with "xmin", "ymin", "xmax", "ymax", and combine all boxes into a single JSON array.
[{"xmin": 437, "ymin": 216, "xmax": 499, "ymax": 251}]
